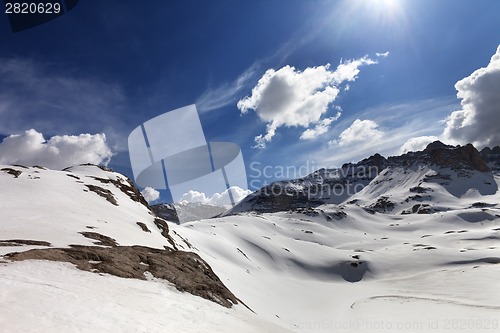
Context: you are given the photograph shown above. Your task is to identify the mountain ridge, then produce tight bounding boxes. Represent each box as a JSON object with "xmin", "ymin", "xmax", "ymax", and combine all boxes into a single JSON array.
[{"xmin": 227, "ymin": 141, "xmax": 500, "ymax": 215}]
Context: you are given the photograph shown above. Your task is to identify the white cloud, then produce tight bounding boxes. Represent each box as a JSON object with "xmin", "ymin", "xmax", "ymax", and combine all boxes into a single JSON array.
[
  {"xmin": 300, "ymin": 112, "xmax": 341, "ymax": 140},
  {"xmin": 141, "ymin": 187, "xmax": 160, "ymax": 203},
  {"xmin": 376, "ymin": 51, "xmax": 390, "ymax": 58},
  {"xmin": 179, "ymin": 186, "xmax": 252, "ymax": 206},
  {"xmin": 442, "ymin": 45, "xmax": 500, "ymax": 148},
  {"xmin": 331, "ymin": 119, "xmax": 384, "ymax": 147},
  {"xmin": 238, "ymin": 56, "xmax": 378, "ymax": 148},
  {"xmin": 400, "ymin": 136, "xmax": 439, "ymax": 154},
  {"xmin": 0, "ymin": 129, "xmax": 113, "ymax": 169}
]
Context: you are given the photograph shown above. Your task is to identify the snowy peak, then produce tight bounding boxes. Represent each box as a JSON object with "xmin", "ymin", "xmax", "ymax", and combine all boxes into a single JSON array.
[{"xmin": 231, "ymin": 142, "xmax": 498, "ymax": 214}]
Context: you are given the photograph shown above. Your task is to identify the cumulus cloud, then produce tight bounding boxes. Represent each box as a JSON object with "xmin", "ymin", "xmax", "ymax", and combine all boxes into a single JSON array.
[
  {"xmin": 179, "ymin": 186, "xmax": 252, "ymax": 206},
  {"xmin": 442, "ymin": 45, "xmax": 500, "ymax": 148},
  {"xmin": 400, "ymin": 135, "xmax": 439, "ymax": 153},
  {"xmin": 141, "ymin": 187, "xmax": 160, "ymax": 203},
  {"xmin": 330, "ymin": 119, "xmax": 384, "ymax": 146},
  {"xmin": 0, "ymin": 129, "xmax": 113, "ymax": 169},
  {"xmin": 238, "ymin": 56, "xmax": 378, "ymax": 148}
]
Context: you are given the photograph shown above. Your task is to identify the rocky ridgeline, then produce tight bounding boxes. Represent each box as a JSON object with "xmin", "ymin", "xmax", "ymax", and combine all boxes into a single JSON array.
[
  {"xmin": 229, "ymin": 141, "xmax": 500, "ymax": 214},
  {"xmin": 151, "ymin": 203, "xmax": 180, "ymax": 224},
  {"xmin": 480, "ymin": 146, "xmax": 500, "ymax": 172}
]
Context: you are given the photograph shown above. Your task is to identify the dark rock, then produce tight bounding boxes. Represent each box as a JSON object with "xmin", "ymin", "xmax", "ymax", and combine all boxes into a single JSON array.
[
  {"xmin": 423, "ymin": 141, "xmax": 490, "ymax": 172},
  {"xmin": 85, "ymin": 185, "xmax": 118, "ymax": 206},
  {"xmin": 5, "ymin": 245, "xmax": 240, "ymax": 308},
  {"xmin": 0, "ymin": 239, "xmax": 51, "ymax": 247},
  {"xmin": 151, "ymin": 203, "xmax": 180, "ymax": 224},
  {"xmin": 365, "ymin": 196, "xmax": 395, "ymax": 213},
  {"xmin": 153, "ymin": 218, "xmax": 177, "ymax": 250},
  {"xmin": 412, "ymin": 204, "xmax": 432, "ymax": 214},
  {"xmin": 79, "ymin": 232, "xmax": 118, "ymax": 247},
  {"xmin": 136, "ymin": 222, "xmax": 151, "ymax": 233},
  {"xmin": 1, "ymin": 168, "xmax": 22, "ymax": 178},
  {"xmin": 90, "ymin": 176, "xmax": 149, "ymax": 209},
  {"xmin": 409, "ymin": 186, "xmax": 430, "ymax": 193}
]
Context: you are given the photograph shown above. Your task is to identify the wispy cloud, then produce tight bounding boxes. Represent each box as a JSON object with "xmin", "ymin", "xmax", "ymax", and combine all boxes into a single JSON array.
[
  {"xmin": 195, "ymin": 64, "xmax": 259, "ymax": 113},
  {"xmin": 376, "ymin": 51, "xmax": 390, "ymax": 58}
]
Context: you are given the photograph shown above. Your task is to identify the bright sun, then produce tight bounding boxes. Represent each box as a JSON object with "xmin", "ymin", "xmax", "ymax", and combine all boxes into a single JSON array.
[
  {"xmin": 365, "ymin": 0, "xmax": 404, "ymax": 21},
  {"xmin": 371, "ymin": 0, "xmax": 399, "ymax": 11}
]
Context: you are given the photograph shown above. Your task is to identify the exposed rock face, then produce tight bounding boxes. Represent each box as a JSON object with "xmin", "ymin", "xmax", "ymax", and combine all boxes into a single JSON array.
[
  {"xmin": 481, "ymin": 146, "xmax": 500, "ymax": 172},
  {"xmin": 237, "ymin": 186, "xmax": 323, "ymax": 213},
  {"xmin": 6, "ymin": 245, "xmax": 240, "ymax": 308},
  {"xmin": 364, "ymin": 196, "xmax": 395, "ymax": 214},
  {"xmin": 228, "ymin": 156, "xmax": 384, "ymax": 214},
  {"xmin": 423, "ymin": 142, "xmax": 490, "ymax": 172},
  {"xmin": 151, "ymin": 203, "xmax": 180, "ymax": 224},
  {"xmin": 354, "ymin": 153, "xmax": 388, "ymax": 172}
]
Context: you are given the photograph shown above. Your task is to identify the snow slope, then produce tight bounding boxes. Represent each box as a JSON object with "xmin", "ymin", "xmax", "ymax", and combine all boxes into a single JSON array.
[
  {"xmin": 0, "ymin": 164, "xmax": 289, "ymax": 333},
  {"xmin": 169, "ymin": 157, "xmax": 500, "ymax": 332},
  {"xmin": 0, "ymin": 165, "xmax": 169, "ymax": 252},
  {"xmin": 0, "ymin": 260, "xmax": 292, "ymax": 333}
]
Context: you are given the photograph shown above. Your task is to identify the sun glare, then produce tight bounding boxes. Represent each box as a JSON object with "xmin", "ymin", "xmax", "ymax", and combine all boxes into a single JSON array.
[
  {"xmin": 368, "ymin": 0, "xmax": 400, "ymax": 12},
  {"xmin": 363, "ymin": 0, "xmax": 405, "ymax": 24}
]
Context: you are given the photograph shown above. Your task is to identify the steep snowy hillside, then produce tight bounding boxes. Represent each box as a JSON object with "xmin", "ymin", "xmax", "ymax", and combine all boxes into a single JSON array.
[{"xmin": 0, "ymin": 164, "xmax": 290, "ymax": 333}]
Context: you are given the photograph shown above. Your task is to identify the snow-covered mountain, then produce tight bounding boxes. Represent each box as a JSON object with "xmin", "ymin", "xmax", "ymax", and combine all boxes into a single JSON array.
[
  {"xmin": 227, "ymin": 141, "xmax": 499, "ymax": 215},
  {"xmin": 0, "ymin": 164, "xmax": 289, "ymax": 333},
  {"xmin": 1, "ymin": 142, "xmax": 500, "ymax": 333}
]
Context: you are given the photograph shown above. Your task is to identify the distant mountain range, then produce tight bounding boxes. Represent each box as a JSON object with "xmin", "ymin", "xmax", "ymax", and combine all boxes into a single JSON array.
[{"xmin": 227, "ymin": 141, "xmax": 500, "ymax": 214}]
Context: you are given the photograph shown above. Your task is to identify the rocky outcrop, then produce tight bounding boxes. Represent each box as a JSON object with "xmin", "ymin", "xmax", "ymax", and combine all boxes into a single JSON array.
[
  {"xmin": 6, "ymin": 245, "xmax": 240, "ymax": 308},
  {"xmin": 481, "ymin": 146, "xmax": 500, "ymax": 172},
  {"xmin": 151, "ymin": 203, "xmax": 180, "ymax": 224},
  {"xmin": 424, "ymin": 142, "xmax": 490, "ymax": 172}
]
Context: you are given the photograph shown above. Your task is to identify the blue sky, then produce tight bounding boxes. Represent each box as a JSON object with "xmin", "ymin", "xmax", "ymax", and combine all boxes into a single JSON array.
[{"xmin": 1, "ymin": 0, "xmax": 500, "ymax": 202}]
